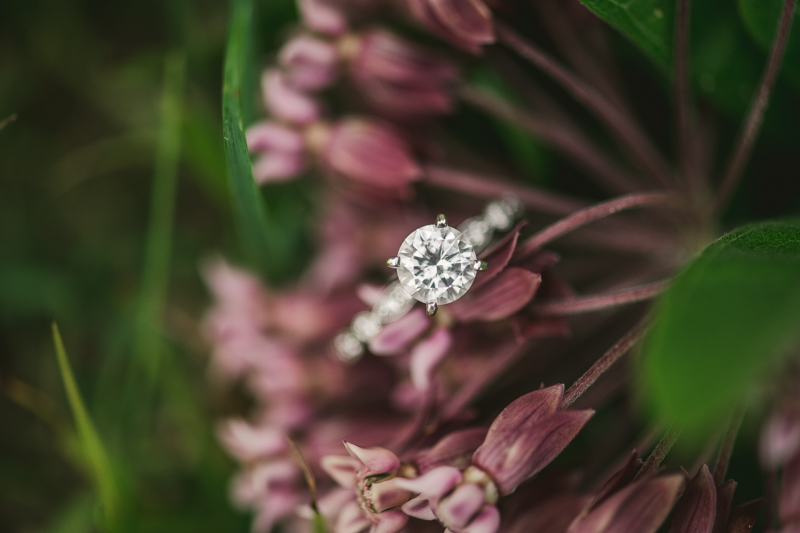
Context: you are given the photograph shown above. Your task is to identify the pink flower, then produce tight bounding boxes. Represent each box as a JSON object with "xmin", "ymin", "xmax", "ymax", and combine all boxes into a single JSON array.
[
  {"xmin": 262, "ymin": 68, "xmax": 323, "ymax": 125},
  {"xmin": 246, "ymin": 121, "xmax": 308, "ymax": 183},
  {"xmin": 349, "ymin": 29, "xmax": 457, "ymax": 118},
  {"xmin": 321, "ymin": 117, "xmax": 421, "ymax": 188},
  {"xmin": 397, "ymin": 385, "xmax": 592, "ymax": 532},
  {"xmin": 321, "ymin": 443, "xmax": 416, "ymax": 533},
  {"xmin": 279, "ymin": 34, "xmax": 340, "ymax": 90},
  {"xmin": 567, "ymin": 475, "xmax": 683, "ymax": 533},
  {"xmin": 405, "ymin": 0, "xmax": 494, "ymax": 53},
  {"xmin": 297, "ymin": 0, "xmax": 349, "ymax": 35},
  {"xmin": 471, "ymin": 385, "xmax": 594, "ymax": 495}
]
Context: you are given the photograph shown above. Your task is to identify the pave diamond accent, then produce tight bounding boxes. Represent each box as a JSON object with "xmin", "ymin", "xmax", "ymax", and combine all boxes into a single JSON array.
[{"xmin": 396, "ymin": 224, "xmax": 478, "ymax": 305}]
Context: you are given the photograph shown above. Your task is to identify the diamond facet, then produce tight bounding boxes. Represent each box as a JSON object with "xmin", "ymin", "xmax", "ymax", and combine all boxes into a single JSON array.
[{"xmin": 396, "ymin": 224, "xmax": 478, "ymax": 305}]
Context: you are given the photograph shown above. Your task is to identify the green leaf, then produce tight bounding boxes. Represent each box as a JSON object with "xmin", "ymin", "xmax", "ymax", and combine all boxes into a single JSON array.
[
  {"xmin": 52, "ymin": 323, "xmax": 122, "ymax": 530},
  {"xmin": 222, "ymin": 0, "xmax": 274, "ymax": 273},
  {"xmin": 641, "ymin": 220, "xmax": 800, "ymax": 433},
  {"xmin": 133, "ymin": 50, "xmax": 186, "ymax": 382},
  {"xmin": 577, "ymin": 0, "xmax": 674, "ymax": 67},
  {"xmin": 739, "ymin": 0, "xmax": 800, "ymax": 90}
]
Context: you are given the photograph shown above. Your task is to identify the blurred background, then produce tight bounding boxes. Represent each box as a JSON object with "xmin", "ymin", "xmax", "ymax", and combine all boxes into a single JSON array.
[{"xmin": 1, "ymin": 0, "xmax": 799, "ymax": 532}]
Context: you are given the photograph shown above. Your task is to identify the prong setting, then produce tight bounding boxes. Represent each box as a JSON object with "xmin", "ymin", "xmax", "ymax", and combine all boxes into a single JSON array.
[
  {"xmin": 474, "ymin": 260, "xmax": 488, "ymax": 271},
  {"xmin": 435, "ymin": 214, "xmax": 447, "ymax": 228},
  {"xmin": 386, "ymin": 256, "xmax": 400, "ymax": 269},
  {"xmin": 426, "ymin": 302, "xmax": 438, "ymax": 316}
]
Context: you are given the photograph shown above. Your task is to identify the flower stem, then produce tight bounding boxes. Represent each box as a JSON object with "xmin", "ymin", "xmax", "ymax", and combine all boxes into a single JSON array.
[
  {"xmin": 516, "ymin": 192, "xmax": 687, "ymax": 258},
  {"xmin": 495, "ymin": 21, "xmax": 674, "ymax": 189},
  {"xmin": 423, "ymin": 163, "xmax": 585, "ymax": 215},
  {"xmin": 458, "ymin": 85, "xmax": 641, "ymax": 194},
  {"xmin": 634, "ymin": 425, "xmax": 681, "ymax": 480},
  {"xmin": 560, "ymin": 319, "xmax": 649, "ymax": 409},
  {"xmin": 714, "ymin": 0, "xmax": 797, "ymax": 214},
  {"xmin": 532, "ymin": 280, "xmax": 669, "ymax": 317}
]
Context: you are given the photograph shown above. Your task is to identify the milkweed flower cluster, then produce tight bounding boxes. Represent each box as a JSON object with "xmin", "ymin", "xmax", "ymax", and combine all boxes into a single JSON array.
[{"xmin": 203, "ymin": 0, "xmax": 800, "ymax": 532}]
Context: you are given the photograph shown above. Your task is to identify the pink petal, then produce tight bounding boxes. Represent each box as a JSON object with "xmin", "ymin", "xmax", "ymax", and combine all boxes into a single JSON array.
[
  {"xmin": 336, "ymin": 500, "xmax": 372, "ymax": 533},
  {"xmin": 246, "ymin": 121, "xmax": 306, "ymax": 153},
  {"xmin": 323, "ymin": 117, "xmax": 421, "ymax": 187},
  {"xmin": 279, "ymin": 34, "xmax": 339, "ymax": 90},
  {"xmin": 726, "ymin": 499, "xmax": 762, "ymax": 533},
  {"xmin": 428, "ymin": 0, "xmax": 494, "ymax": 45},
  {"xmin": 667, "ymin": 465, "xmax": 716, "ymax": 533},
  {"xmin": 369, "ymin": 477, "xmax": 415, "ymax": 513},
  {"xmin": 462, "ymin": 504, "xmax": 500, "ymax": 533},
  {"xmin": 712, "ymin": 480, "xmax": 737, "ymax": 533},
  {"xmin": 371, "ymin": 510, "xmax": 409, "ymax": 533},
  {"xmin": 570, "ymin": 475, "xmax": 684, "ymax": 533},
  {"xmin": 760, "ymin": 410, "xmax": 800, "ymax": 469},
  {"xmin": 410, "ymin": 327, "xmax": 453, "ymax": 390},
  {"xmin": 216, "ymin": 418, "xmax": 287, "ymax": 462},
  {"xmin": 471, "ymin": 226, "xmax": 522, "ymax": 291},
  {"xmin": 369, "ymin": 308, "xmax": 429, "ymax": 356},
  {"xmin": 449, "ymin": 268, "xmax": 541, "ymax": 322},
  {"xmin": 780, "ymin": 455, "xmax": 800, "ymax": 526},
  {"xmin": 343, "ymin": 442, "xmax": 400, "ymax": 474},
  {"xmin": 321, "ymin": 454, "xmax": 361, "ymax": 488},
  {"xmin": 262, "ymin": 69, "xmax": 322, "ymax": 125},
  {"xmin": 395, "ymin": 466, "xmax": 462, "ymax": 498},
  {"xmin": 415, "ymin": 427, "xmax": 488, "ymax": 473},
  {"xmin": 590, "ymin": 450, "xmax": 643, "ymax": 509},
  {"xmin": 475, "ymin": 409, "xmax": 594, "ymax": 495},
  {"xmin": 406, "ymin": 0, "xmax": 484, "ymax": 53},
  {"xmin": 437, "ymin": 483, "xmax": 486, "ymax": 530},
  {"xmin": 251, "ymin": 152, "xmax": 306, "ymax": 184},
  {"xmin": 478, "ymin": 384, "xmax": 563, "ymax": 450},
  {"xmin": 298, "ymin": 0, "xmax": 348, "ymax": 35},
  {"xmin": 402, "ymin": 495, "xmax": 436, "ymax": 520}
]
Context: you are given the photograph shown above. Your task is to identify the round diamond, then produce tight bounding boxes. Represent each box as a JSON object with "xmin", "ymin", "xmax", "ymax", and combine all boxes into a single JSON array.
[{"xmin": 396, "ymin": 224, "xmax": 478, "ymax": 305}]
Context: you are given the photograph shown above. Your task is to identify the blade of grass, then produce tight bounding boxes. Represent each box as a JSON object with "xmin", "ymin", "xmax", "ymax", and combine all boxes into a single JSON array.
[
  {"xmin": 222, "ymin": 0, "xmax": 273, "ymax": 273},
  {"xmin": 133, "ymin": 50, "xmax": 186, "ymax": 381},
  {"xmin": 52, "ymin": 322, "xmax": 121, "ymax": 530}
]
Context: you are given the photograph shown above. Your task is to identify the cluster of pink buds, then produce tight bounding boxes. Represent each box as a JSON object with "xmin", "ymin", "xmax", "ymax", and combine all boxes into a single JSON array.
[
  {"xmin": 204, "ymin": 0, "xmax": 800, "ymax": 531},
  {"xmin": 246, "ymin": 0, "xmax": 462, "ymax": 193}
]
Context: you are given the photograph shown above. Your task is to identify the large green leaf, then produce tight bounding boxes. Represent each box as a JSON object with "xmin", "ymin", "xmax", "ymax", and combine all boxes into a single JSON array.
[
  {"xmin": 577, "ymin": 0, "xmax": 674, "ymax": 67},
  {"xmin": 222, "ymin": 0, "xmax": 273, "ymax": 273},
  {"xmin": 577, "ymin": 0, "xmax": 795, "ymax": 118},
  {"xmin": 641, "ymin": 220, "xmax": 800, "ymax": 433}
]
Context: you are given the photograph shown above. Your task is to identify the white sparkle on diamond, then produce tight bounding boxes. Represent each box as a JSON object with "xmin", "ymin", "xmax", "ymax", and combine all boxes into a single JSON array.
[{"xmin": 396, "ymin": 224, "xmax": 478, "ymax": 305}]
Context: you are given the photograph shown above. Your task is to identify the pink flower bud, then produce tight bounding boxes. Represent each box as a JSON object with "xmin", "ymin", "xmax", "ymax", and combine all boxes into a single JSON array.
[
  {"xmin": 262, "ymin": 69, "xmax": 322, "ymax": 125},
  {"xmin": 410, "ymin": 327, "xmax": 453, "ymax": 390},
  {"xmin": 568, "ymin": 475, "xmax": 683, "ymax": 533},
  {"xmin": 472, "ymin": 385, "xmax": 593, "ymax": 495},
  {"xmin": 437, "ymin": 483, "xmax": 486, "ymax": 530},
  {"xmin": 251, "ymin": 151, "xmax": 307, "ymax": 184},
  {"xmin": 781, "ymin": 456, "xmax": 800, "ymax": 527},
  {"xmin": 667, "ymin": 465, "xmax": 716, "ymax": 533},
  {"xmin": 369, "ymin": 308, "xmax": 430, "ymax": 356},
  {"xmin": 279, "ymin": 34, "xmax": 339, "ymax": 90},
  {"xmin": 406, "ymin": 0, "xmax": 495, "ymax": 53},
  {"xmin": 349, "ymin": 29, "xmax": 457, "ymax": 117},
  {"xmin": 415, "ymin": 428, "xmax": 488, "ymax": 473},
  {"xmin": 322, "ymin": 117, "xmax": 422, "ymax": 188},
  {"xmin": 298, "ymin": 0, "xmax": 348, "ymax": 35},
  {"xmin": 761, "ymin": 409, "xmax": 800, "ymax": 469},
  {"xmin": 217, "ymin": 419, "xmax": 288, "ymax": 462},
  {"xmin": 449, "ymin": 267, "xmax": 541, "ymax": 322}
]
